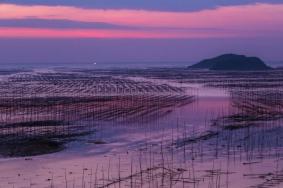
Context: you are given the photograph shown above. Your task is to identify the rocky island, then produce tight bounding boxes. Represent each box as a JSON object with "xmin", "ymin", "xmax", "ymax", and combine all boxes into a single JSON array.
[{"xmin": 188, "ymin": 54, "xmax": 272, "ymax": 71}]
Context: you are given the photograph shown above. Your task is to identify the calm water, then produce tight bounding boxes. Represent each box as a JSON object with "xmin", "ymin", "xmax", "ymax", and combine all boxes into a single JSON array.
[{"xmin": 0, "ymin": 68, "xmax": 282, "ymax": 188}]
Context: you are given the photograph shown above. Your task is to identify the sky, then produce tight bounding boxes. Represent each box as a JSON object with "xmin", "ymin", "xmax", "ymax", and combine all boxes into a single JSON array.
[{"xmin": 0, "ymin": 0, "xmax": 282, "ymax": 66}]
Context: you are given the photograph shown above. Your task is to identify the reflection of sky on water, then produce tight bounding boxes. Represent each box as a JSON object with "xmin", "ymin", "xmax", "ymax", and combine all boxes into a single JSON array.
[
  {"xmin": 0, "ymin": 70, "xmax": 282, "ymax": 188},
  {"xmin": 0, "ymin": 83, "xmax": 235, "ymax": 187}
]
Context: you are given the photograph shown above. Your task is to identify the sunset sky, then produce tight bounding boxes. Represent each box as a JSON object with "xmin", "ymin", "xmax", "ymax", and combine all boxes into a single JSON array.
[{"xmin": 0, "ymin": 1, "xmax": 282, "ymax": 65}]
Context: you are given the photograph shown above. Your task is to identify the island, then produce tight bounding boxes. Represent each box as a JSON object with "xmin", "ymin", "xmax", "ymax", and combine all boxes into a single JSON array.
[{"xmin": 188, "ymin": 54, "xmax": 272, "ymax": 71}]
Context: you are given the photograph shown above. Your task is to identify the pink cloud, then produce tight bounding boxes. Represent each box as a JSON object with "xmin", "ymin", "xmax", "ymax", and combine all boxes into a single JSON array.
[
  {"xmin": 0, "ymin": 27, "xmax": 241, "ymax": 39},
  {"xmin": 0, "ymin": 3, "xmax": 282, "ymax": 38}
]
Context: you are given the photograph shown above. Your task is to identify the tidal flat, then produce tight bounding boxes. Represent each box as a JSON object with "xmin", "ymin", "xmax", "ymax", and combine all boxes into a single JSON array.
[{"xmin": 0, "ymin": 68, "xmax": 282, "ymax": 188}]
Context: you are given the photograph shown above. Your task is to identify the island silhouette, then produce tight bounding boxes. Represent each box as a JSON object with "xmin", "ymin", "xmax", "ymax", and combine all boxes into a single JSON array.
[{"xmin": 188, "ymin": 54, "xmax": 272, "ymax": 71}]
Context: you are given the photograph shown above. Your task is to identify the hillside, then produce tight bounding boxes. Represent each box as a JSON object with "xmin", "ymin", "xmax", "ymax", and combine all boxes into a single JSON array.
[{"xmin": 188, "ymin": 54, "xmax": 272, "ymax": 71}]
